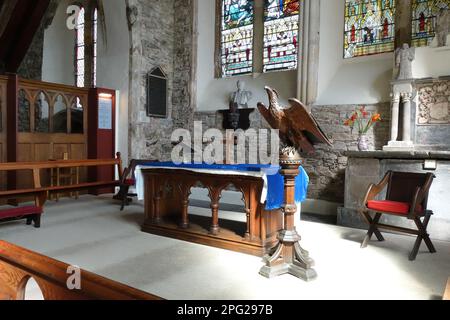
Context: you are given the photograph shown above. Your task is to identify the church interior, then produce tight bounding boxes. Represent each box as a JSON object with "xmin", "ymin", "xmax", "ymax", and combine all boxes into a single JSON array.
[{"xmin": 0, "ymin": 0, "xmax": 449, "ymax": 301}]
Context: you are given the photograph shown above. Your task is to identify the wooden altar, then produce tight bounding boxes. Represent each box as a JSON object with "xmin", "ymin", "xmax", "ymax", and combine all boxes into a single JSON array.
[{"xmin": 141, "ymin": 168, "xmax": 283, "ymax": 256}]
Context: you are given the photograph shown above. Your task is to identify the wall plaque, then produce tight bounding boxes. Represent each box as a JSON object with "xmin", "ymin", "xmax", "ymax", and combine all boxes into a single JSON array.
[
  {"xmin": 417, "ymin": 80, "xmax": 450, "ymax": 125},
  {"xmin": 98, "ymin": 98, "xmax": 112, "ymax": 130},
  {"xmin": 147, "ymin": 67, "xmax": 168, "ymax": 118}
]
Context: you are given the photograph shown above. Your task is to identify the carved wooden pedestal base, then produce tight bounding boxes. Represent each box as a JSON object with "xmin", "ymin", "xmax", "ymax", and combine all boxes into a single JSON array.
[{"xmin": 259, "ymin": 149, "xmax": 317, "ymax": 281}]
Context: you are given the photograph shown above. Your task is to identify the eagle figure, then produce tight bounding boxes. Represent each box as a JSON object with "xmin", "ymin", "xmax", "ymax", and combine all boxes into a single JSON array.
[{"xmin": 257, "ymin": 87, "xmax": 332, "ymax": 153}]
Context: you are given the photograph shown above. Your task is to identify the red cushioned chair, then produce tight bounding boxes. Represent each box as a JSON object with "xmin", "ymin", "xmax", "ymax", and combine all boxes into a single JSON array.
[
  {"xmin": 360, "ymin": 170, "xmax": 436, "ymax": 261},
  {"xmin": 114, "ymin": 159, "xmax": 158, "ymax": 211}
]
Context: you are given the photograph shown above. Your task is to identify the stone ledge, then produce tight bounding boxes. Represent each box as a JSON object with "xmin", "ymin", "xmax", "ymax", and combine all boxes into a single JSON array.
[{"xmin": 345, "ymin": 150, "xmax": 450, "ymax": 160}]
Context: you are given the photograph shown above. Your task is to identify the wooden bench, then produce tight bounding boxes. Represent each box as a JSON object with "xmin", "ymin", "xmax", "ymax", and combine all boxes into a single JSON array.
[
  {"xmin": 0, "ymin": 241, "xmax": 162, "ymax": 300},
  {"xmin": 444, "ymin": 277, "xmax": 450, "ymax": 300},
  {"xmin": 0, "ymin": 153, "xmax": 123, "ymax": 227}
]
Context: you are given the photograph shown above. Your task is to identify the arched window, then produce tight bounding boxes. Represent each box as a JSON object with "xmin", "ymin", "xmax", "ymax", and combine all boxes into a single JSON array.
[
  {"xmin": 93, "ymin": 8, "xmax": 98, "ymax": 87},
  {"xmin": 75, "ymin": 6, "xmax": 85, "ymax": 88},
  {"xmin": 220, "ymin": 0, "xmax": 255, "ymax": 77},
  {"xmin": 263, "ymin": 0, "xmax": 300, "ymax": 72},
  {"xmin": 344, "ymin": 0, "xmax": 396, "ymax": 59},
  {"xmin": 74, "ymin": 6, "xmax": 98, "ymax": 88},
  {"xmin": 411, "ymin": 0, "xmax": 450, "ymax": 47}
]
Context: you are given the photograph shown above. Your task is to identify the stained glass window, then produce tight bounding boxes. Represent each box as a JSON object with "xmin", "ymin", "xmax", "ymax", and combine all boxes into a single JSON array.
[
  {"xmin": 93, "ymin": 8, "xmax": 98, "ymax": 87},
  {"xmin": 75, "ymin": 7, "xmax": 85, "ymax": 88},
  {"xmin": 412, "ymin": 0, "xmax": 450, "ymax": 47},
  {"xmin": 220, "ymin": 0, "xmax": 254, "ymax": 77},
  {"xmin": 263, "ymin": 0, "xmax": 300, "ymax": 72},
  {"xmin": 344, "ymin": 0, "xmax": 396, "ymax": 59},
  {"xmin": 74, "ymin": 7, "xmax": 98, "ymax": 87}
]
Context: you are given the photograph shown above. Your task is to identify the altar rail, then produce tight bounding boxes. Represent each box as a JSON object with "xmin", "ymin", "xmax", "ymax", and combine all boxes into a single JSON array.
[{"xmin": 0, "ymin": 241, "xmax": 162, "ymax": 300}]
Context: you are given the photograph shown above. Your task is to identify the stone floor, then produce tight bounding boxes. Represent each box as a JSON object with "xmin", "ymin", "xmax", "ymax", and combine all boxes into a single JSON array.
[{"xmin": 1, "ymin": 195, "xmax": 449, "ymax": 300}]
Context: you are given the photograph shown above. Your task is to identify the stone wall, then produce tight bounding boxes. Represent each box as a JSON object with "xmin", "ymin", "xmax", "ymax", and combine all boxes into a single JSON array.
[
  {"xmin": 126, "ymin": 0, "xmax": 195, "ymax": 161},
  {"xmin": 17, "ymin": 25, "xmax": 45, "ymax": 80},
  {"xmin": 16, "ymin": 0, "xmax": 58, "ymax": 80},
  {"xmin": 193, "ymin": 103, "xmax": 391, "ymax": 203}
]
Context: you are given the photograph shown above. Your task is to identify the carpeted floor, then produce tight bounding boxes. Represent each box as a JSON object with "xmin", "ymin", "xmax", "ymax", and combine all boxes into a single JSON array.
[{"xmin": 1, "ymin": 195, "xmax": 449, "ymax": 300}]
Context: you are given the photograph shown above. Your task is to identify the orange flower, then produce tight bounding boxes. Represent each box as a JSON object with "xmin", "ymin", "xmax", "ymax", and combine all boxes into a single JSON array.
[
  {"xmin": 344, "ymin": 119, "xmax": 352, "ymax": 126},
  {"xmin": 372, "ymin": 114, "xmax": 381, "ymax": 122}
]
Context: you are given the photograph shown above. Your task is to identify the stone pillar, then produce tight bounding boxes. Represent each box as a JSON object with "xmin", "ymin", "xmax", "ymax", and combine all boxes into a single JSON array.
[
  {"xmin": 298, "ymin": 0, "xmax": 321, "ymax": 106},
  {"xmin": 383, "ymin": 81, "xmax": 415, "ymax": 151},
  {"xmin": 401, "ymin": 92, "xmax": 413, "ymax": 143},
  {"xmin": 390, "ymin": 93, "xmax": 401, "ymax": 142}
]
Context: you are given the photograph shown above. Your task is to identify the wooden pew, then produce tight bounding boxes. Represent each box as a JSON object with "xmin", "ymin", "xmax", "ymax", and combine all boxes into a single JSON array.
[
  {"xmin": 0, "ymin": 153, "xmax": 123, "ymax": 227},
  {"xmin": 0, "ymin": 241, "xmax": 162, "ymax": 300},
  {"xmin": 444, "ymin": 277, "xmax": 450, "ymax": 300}
]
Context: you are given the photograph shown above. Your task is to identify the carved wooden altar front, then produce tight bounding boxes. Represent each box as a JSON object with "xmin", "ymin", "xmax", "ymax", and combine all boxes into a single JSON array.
[{"xmin": 141, "ymin": 168, "xmax": 283, "ymax": 256}]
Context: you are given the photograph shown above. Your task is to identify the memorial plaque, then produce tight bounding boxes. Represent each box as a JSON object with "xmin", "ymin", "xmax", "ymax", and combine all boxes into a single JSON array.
[{"xmin": 147, "ymin": 67, "xmax": 168, "ymax": 118}]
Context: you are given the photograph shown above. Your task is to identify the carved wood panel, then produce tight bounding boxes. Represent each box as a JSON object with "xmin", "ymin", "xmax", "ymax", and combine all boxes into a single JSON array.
[
  {"xmin": 417, "ymin": 80, "xmax": 450, "ymax": 125},
  {"xmin": 15, "ymin": 80, "xmax": 90, "ymax": 189}
]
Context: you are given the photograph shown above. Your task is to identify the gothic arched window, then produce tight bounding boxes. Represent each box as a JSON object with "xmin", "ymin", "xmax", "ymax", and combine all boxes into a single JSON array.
[
  {"xmin": 411, "ymin": 0, "xmax": 450, "ymax": 47},
  {"xmin": 220, "ymin": 0, "xmax": 255, "ymax": 77},
  {"xmin": 344, "ymin": 0, "xmax": 396, "ymax": 58},
  {"xmin": 75, "ymin": 6, "xmax": 85, "ymax": 87},
  {"xmin": 263, "ymin": 0, "xmax": 300, "ymax": 72},
  {"xmin": 75, "ymin": 6, "xmax": 98, "ymax": 87}
]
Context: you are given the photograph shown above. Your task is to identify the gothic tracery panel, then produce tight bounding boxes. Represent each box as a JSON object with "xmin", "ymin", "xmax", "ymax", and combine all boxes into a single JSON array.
[{"xmin": 344, "ymin": 0, "xmax": 396, "ymax": 58}]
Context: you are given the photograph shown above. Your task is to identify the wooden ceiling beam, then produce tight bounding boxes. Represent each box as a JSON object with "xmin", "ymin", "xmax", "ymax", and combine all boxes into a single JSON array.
[{"xmin": 0, "ymin": 0, "xmax": 50, "ymax": 73}]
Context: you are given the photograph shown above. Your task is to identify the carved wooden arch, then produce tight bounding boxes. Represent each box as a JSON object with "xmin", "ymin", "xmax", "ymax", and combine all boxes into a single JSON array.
[
  {"xmin": 52, "ymin": 93, "xmax": 71, "ymax": 133},
  {"xmin": 31, "ymin": 90, "xmax": 52, "ymax": 133},
  {"xmin": 218, "ymin": 181, "xmax": 252, "ymax": 239},
  {"xmin": 17, "ymin": 88, "xmax": 33, "ymax": 132}
]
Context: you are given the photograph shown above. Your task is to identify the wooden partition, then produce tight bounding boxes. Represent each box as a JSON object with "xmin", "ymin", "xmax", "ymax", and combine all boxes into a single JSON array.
[
  {"xmin": 0, "ymin": 75, "xmax": 117, "ymax": 196},
  {"xmin": 15, "ymin": 79, "xmax": 89, "ymax": 189}
]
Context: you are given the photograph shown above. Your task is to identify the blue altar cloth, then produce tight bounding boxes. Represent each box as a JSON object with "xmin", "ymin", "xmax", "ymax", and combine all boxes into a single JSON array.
[{"xmin": 140, "ymin": 162, "xmax": 309, "ymax": 211}]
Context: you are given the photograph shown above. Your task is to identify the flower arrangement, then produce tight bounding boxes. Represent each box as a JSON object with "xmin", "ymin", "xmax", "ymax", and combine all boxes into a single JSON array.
[{"xmin": 344, "ymin": 106, "xmax": 381, "ymax": 135}]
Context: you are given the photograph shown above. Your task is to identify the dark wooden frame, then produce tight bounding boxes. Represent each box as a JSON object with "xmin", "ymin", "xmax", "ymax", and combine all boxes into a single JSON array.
[
  {"xmin": 141, "ymin": 168, "xmax": 283, "ymax": 256},
  {"xmin": 360, "ymin": 170, "xmax": 436, "ymax": 261}
]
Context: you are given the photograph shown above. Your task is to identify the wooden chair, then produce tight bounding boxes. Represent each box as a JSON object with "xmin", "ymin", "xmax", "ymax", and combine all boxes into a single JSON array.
[
  {"xmin": 360, "ymin": 171, "xmax": 436, "ymax": 261},
  {"xmin": 115, "ymin": 159, "xmax": 158, "ymax": 211}
]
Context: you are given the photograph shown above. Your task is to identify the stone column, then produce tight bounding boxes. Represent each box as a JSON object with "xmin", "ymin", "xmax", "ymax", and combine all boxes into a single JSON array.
[
  {"xmin": 298, "ymin": 0, "xmax": 321, "ymax": 106},
  {"xmin": 401, "ymin": 92, "xmax": 413, "ymax": 143},
  {"xmin": 383, "ymin": 82, "xmax": 415, "ymax": 151},
  {"xmin": 390, "ymin": 92, "xmax": 401, "ymax": 142}
]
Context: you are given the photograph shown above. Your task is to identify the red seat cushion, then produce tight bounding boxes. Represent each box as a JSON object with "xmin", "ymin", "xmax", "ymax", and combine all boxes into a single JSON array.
[
  {"xmin": 0, "ymin": 206, "xmax": 43, "ymax": 220},
  {"xmin": 124, "ymin": 179, "xmax": 135, "ymax": 186},
  {"xmin": 367, "ymin": 200, "xmax": 423, "ymax": 215}
]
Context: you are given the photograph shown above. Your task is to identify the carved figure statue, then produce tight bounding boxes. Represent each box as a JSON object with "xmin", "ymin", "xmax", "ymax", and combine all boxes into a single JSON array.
[
  {"xmin": 230, "ymin": 80, "xmax": 253, "ymax": 109},
  {"xmin": 436, "ymin": 8, "xmax": 450, "ymax": 47},
  {"xmin": 395, "ymin": 43, "xmax": 415, "ymax": 80}
]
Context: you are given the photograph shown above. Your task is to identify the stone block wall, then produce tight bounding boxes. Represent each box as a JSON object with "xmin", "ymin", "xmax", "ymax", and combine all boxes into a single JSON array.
[
  {"xmin": 127, "ymin": 0, "xmax": 194, "ymax": 161},
  {"xmin": 193, "ymin": 103, "xmax": 391, "ymax": 203}
]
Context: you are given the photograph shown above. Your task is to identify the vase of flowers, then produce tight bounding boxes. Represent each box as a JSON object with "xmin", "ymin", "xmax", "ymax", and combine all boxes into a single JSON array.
[{"xmin": 344, "ymin": 107, "xmax": 381, "ymax": 152}]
